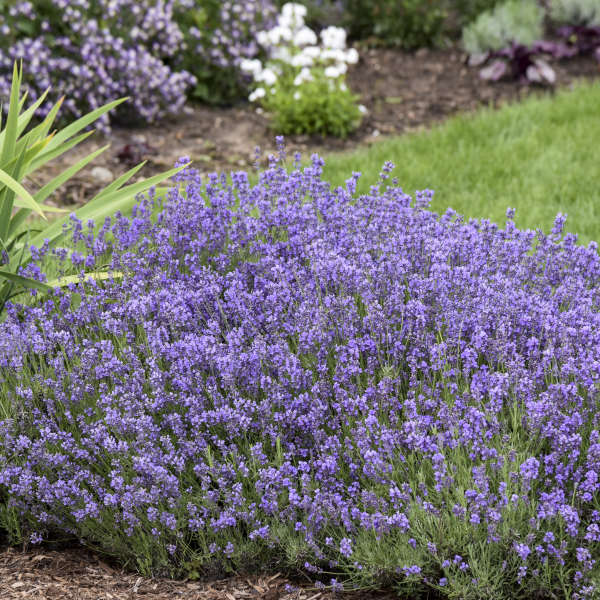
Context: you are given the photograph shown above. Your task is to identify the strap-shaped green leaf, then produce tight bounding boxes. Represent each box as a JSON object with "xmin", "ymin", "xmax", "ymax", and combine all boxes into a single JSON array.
[
  {"xmin": 26, "ymin": 163, "xmax": 187, "ymax": 252},
  {"xmin": 14, "ymin": 88, "xmax": 50, "ymax": 139},
  {"xmin": 31, "ymin": 95, "xmax": 63, "ymax": 141},
  {"xmin": 1, "ymin": 133, "xmax": 54, "ymax": 175},
  {"xmin": 0, "ymin": 167, "xmax": 44, "ymax": 217},
  {"xmin": 87, "ymin": 161, "xmax": 146, "ymax": 203},
  {"xmin": 41, "ymin": 98, "xmax": 127, "ymax": 155},
  {"xmin": 26, "ymin": 130, "xmax": 95, "ymax": 176},
  {"xmin": 0, "ymin": 269, "xmax": 52, "ymax": 293},
  {"xmin": 86, "ymin": 163, "xmax": 188, "ymax": 210},
  {"xmin": 0, "ymin": 64, "xmax": 22, "ymax": 166},
  {"xmin": 32, "ymin": 145, "xmax": 109, "ymax": 205},
  {"xmin": 6, "ymin": 208, "xmax": 31, "ymax": 241},
  {"xmin": 0, "ymin": 145, "xmax": 28, "ymax": 240},
  {"xmin": 46, "ymin": 270, "xmax": 124, "ymax": 288}
]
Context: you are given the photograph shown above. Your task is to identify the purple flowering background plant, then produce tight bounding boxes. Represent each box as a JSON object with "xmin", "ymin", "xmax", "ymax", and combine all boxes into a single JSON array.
[
  {"xmin": 0, "ymin": 0, "xmax": 276, "ymax": 130},
  {"xmin": 1, "ymin": 142, "xmax": 600, "ymax": 598}
]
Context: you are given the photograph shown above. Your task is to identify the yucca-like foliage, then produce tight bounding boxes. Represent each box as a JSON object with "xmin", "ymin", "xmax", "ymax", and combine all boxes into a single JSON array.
[{"xmin": 0, "ymin": 63, "xmax": 185, "ymax": 316}]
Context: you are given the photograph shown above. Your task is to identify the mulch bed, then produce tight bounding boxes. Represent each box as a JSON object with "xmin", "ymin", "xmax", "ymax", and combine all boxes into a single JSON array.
[
  {"xmin": 37, "ymin": 45, "xmax": 599, "ymax": 207},
  {"xmin": 6, "ymin": 44, "xmax": 600, "ymax": 598},
  {"xmin": 0, "ymin": 545, "xmax": 401, "ymax": 600}
]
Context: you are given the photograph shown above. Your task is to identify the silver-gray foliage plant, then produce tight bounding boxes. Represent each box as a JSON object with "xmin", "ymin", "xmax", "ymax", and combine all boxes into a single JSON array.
[
  {"xmin": 462, "ymin": 0, "xmax": 545, "ymax": 55},
  {"xmin": 549, "ymin": 0, "xmax": 600, "ymax": 26}
]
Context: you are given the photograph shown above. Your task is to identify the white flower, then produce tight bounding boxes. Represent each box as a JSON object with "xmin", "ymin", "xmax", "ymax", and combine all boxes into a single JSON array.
[
  {"xmin": 335, "ymin": 62, "xmax": 348, "ymax": 75},
  {"xmin": 321, "ymin": 48, "xmax": 347, "ymax": 63},
  {"xmin": 256, "ymin": 68, "xmax": 277, "ymax": 86},
  {"xmin": 268, "ymin": 25, "xmax": 293, "ymax": 46},
  {"xmin": 324, "ymin": 66, "xmax": 341, "ymax": 78},
  {"xmin": 249, "ymin": 87, "xmax": 266, "ymax": 102},
  {"xmin": 294, "ymin": 26, "xmax": 317, "ymax": 47},
  {"xmin": 271, "ymin": 46, "xmax": 292, "ymax": 63},
  {"xmin": 240, "ymin": 58, "xmax": 263, "ymax": 77},
  {"xmin": 282, "ymin": 2, "xmax": 307, "ymax": 20},
  {"xmin": 320, "ymin": 26, "xmax": 347, "ymax": 50},
  {"xmin": 290, "ymin": 53, "xmax": 313, "ymax": 67},
  {"xmin": 302, "ymin": 46, "xmax": 321, "ymax": 59},
  {"xmin": 345, "ymin": 48, "xmax": 359, "ymax": 64},
  {"xmin": 358, "ymin": 104, "xmax": 367, "ymax": 114},
  {"xmin": 340, "ymin": 82, "xmax": 348, "ymax": 91},
  {"xmin": 277, "ymin": 3, "xmax": 308, "ymax": 34},
  {"xmin": 293, "ymin": 67, "xmax": 313, "ymax": 85},
  {"xmin": 256, "ymin": 30, "xmax": 270, "ymax": 47},
  {"xmin": 277, "ymin": 14, "xmax": 295, "ymax": 30},
  {"xmin": 294, "ymin": 91, "xmax": 301, "ymax": 100}
]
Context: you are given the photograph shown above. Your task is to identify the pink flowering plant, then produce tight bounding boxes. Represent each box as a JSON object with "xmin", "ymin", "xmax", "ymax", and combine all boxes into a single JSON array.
[
  {"xmin": 1, "ymin": 137, "xmax": 600, "ymax": 598},
  {"xmin": 243, "ymin": 3, "xmax": 364, "ymax": 137}
]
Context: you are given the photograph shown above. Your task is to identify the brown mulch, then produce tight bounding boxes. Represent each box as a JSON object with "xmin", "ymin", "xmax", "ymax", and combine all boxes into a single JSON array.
[
  {"xmin": 35, "ymin": 45, "xmax": 600, "ymax": 207},
  {"xmin": 0, "ymin": 545, "xmax": 400, "ymax": 600}
]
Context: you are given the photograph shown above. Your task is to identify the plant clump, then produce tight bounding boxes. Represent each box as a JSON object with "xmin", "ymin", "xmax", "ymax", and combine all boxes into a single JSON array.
[
  {"xmin": 462, "ymin": 0, "xmax": 600, "ymax": 84},
  {"xmin": 462, "ymin": 0, "xmax": 545, "ymax": 56},
  {"xmin": 0, "ymin": 0, "xmax": 277, "ymax": 129},
  {"xmin": 1, "ymin": 145, "xmax": 600, "ymax": 598},
  {"xmin": 243, "ymin": 3, "xmax": 363, "ymax": 137},
  {"xmin": 549, "ymin": 0, "xmax": 600, "ymax": 27}
]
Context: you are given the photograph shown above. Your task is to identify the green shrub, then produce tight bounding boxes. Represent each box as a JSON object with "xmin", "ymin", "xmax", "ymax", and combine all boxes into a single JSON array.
[
  {"xmin": 462, "ymin": 0, "xmax": 545, "ymax": 55},
  {"xmin": 262, "ymin": 76, "xmax": 363, "ymax": 137},
  {"xmin": 245, "ymin": 6, "xmax": 363, "ymax": 138},
  {"xmin": 371, "ymin": 0, "xmax": 448, "ymax": 49},
  {"xmin": 299, "ymin": 0, "xmax": 447, "ymax": 49},
  {"xmin": 449, "ymin": 0, "xmax": 504, "ymax": 28}
]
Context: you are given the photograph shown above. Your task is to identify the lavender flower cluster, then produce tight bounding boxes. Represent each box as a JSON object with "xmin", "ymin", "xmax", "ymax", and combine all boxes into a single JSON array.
[
  {"xmin": 1, "ymin": 150, "xmax": 600, "ymax": 597},
  {"xmin": 0, "ymin": 1, "xmax": 276, "ymax": 129}
]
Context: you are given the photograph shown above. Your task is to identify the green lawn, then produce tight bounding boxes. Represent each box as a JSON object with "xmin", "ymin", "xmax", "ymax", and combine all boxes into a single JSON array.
[{"xmin": 321, "ymin": 81, "xmax": 600, "ymax": 245}]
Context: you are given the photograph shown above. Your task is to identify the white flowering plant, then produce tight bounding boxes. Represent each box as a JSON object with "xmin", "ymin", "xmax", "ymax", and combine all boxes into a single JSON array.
[{"xmin": 241, "ymin": 3, "xmax": 364, "ymax": 137}]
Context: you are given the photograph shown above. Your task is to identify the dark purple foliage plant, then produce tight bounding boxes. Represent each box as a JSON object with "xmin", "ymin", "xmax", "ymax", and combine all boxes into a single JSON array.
[
  {"xmin": 556, "ymin": 24, "xmax": 600, "ymax": 62},
  {"xmin": 1, "ymin": 145, "xmax": 600, "ymax": 598},
  {"xmin": 472, "ymin": 41, "xmax": 577, "ymax": 84}
]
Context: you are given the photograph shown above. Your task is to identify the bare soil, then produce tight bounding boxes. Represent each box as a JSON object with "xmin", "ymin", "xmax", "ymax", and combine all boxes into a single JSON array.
[{"xmin": 36, "ymin": 46, "xmax": 599, "ymax": 207}]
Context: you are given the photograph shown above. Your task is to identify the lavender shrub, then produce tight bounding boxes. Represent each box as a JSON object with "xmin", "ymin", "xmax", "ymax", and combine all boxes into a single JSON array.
[{"xmin": 1, "ymin": 149, "xmax": 600, "ymax": 598}]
